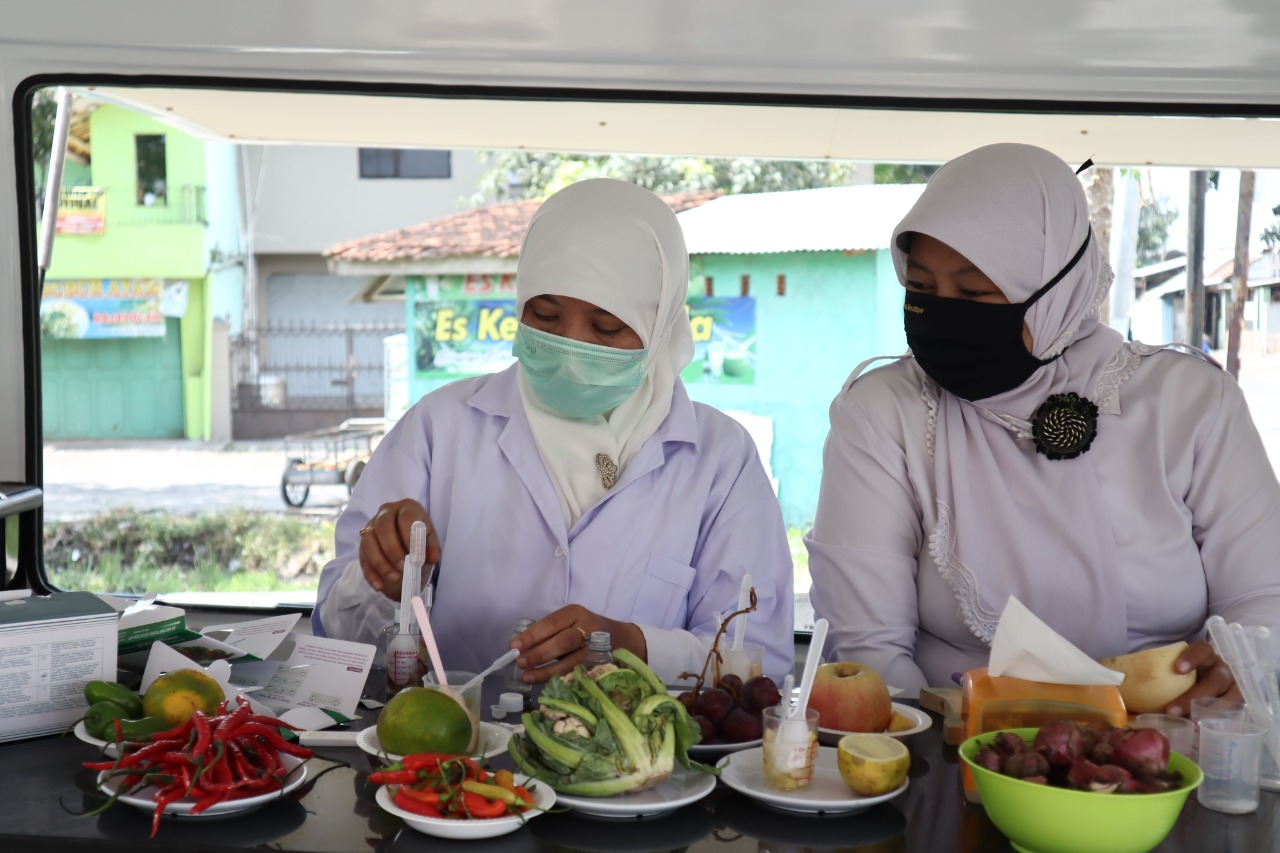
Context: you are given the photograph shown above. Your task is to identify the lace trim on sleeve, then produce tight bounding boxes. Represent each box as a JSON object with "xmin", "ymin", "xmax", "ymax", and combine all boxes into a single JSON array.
[{"xmin": 928, "ymin": 500, "xmax": 1000, "ymax": 644}]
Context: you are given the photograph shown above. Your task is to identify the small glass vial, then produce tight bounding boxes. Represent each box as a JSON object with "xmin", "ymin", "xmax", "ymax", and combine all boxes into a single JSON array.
[
  {"xmin": 504, "ymin": 617, "xmax": 535, "ymax": 692},
  {"xmin": 584, "ymin": 631, "xmax": 614, "ymax": 668},
  {"xmin": 383, "ymin": 622, "xmax": 426, "ymax": 699}
]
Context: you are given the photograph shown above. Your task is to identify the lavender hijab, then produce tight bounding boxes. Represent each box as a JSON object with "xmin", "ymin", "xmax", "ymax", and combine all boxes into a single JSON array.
[{"xmin": 890, "ymin": 143, "xmax": 1129, "ymax": 657}]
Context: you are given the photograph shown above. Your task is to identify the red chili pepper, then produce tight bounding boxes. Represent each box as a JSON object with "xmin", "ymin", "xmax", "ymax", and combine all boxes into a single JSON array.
[
  {"xmin": 146, "ymin": 716, "xmax": 197, "ymax": 744},
  {"xmin": 213, "ymin": 698, "xmax": 253, "ymax": 741},
  {"xmin": 367, "ymin": 768, "xmax": 422, "ymax": 785},
  {"xmin": 149, "ymin": 782, "xmax": 187, "ymax": 839},
  {"xmin": 393, "ymin": 789, "xmax": 443, "ymax": 817},
  {"xmin": 188, "ymin": 791, "xmax": 226, "ymax": 816},
  {"xmin": 393, "ymin": 784, "xmax": 441, "ymax": 806},
  {"xmin": 461, "ymin": 792, "xmax": 507, "ymax": 819},
  {"xmin": 188, "ymin": 710, "xmax": 213, "ymax": 762},
  {"xmin": 227, "ymin": 740, "xmax": 259, "ymax": 780},
  {"xmin": 232, "ymin": 722, "xmax": 314, "ymax": 758}
]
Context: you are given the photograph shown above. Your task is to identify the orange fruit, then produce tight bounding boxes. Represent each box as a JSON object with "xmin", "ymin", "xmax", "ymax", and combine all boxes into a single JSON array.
[{"xmin": 142, "ymin": 668, "xmax": 224, "ymax": 726}]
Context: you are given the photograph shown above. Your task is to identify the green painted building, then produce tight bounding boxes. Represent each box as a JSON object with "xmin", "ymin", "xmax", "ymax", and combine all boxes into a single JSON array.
[{"xmin": 38, "ymin": 104, "xmax": 243, "ymax": 440}]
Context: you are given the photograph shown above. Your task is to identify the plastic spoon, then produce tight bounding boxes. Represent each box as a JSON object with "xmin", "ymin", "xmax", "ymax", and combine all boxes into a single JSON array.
[
  {"xmin": 721, "ymin": 574, "xmax": 753, "ymax": 681},
  {"xmin": 411, "ymin": 595, "xmax": 448, "ymax": 687},
  {"xmin": 792, "ymin": 618, "xmax": 828, "ymax": 721},
  {"xmin": 774, "ymin": 618, "xmax": 827, "ymax": 773},
  {"xmin": 459, "ymin": 649, "xmax": 520, "ymax": 695}
]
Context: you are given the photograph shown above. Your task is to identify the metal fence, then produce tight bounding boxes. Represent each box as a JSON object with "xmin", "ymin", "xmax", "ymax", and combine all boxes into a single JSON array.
[{"xmin": 231, "ymin": 322, "xmax": 403, "ymax": 416}]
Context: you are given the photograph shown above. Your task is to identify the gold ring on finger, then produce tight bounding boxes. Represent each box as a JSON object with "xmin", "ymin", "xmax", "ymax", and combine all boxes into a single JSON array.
[
  {"xmin": 574, "ymin": 626, "xmax": 589, "ymax": 648},
  {"xmin": 359, "ymin": 523, "xmax": 375, "ymax": 536}
]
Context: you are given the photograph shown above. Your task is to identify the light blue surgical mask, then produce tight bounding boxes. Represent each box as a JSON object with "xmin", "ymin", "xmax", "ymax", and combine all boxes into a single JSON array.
[{"xmin": 514, "ymin": 323, "xmax": 648, "ymax": 419}]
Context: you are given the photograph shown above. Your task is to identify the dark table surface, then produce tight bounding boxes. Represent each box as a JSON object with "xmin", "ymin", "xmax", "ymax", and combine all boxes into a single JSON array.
[{"xmin": 2, "ymin": 678, "xmax": 1277, "ymax": 853}]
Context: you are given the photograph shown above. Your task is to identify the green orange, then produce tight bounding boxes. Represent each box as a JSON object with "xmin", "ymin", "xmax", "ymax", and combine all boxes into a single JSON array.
[{"xmin": 377, "ymin": 686, "xmax": 473, "ymax": 756}]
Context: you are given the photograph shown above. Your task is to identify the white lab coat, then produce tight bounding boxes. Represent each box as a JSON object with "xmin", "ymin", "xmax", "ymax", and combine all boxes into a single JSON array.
[{"xmin": 314, "ymin": 364, "xmax": 794, "ymax": 683}]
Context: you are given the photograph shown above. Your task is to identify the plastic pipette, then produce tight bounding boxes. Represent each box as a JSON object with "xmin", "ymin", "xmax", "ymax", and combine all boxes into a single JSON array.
[
  {"xmin": 721, "ymin": 574, "xmax": 753, "ymax": 680},
  {"xmin": 385, "ymin": 521, "xmax": 428, "ymax": 692}
]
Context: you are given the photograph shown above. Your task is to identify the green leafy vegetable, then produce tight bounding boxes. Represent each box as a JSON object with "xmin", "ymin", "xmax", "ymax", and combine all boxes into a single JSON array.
[{"xmin": 507, "ymin": 652, "xmax": 716, "ymax": 796}]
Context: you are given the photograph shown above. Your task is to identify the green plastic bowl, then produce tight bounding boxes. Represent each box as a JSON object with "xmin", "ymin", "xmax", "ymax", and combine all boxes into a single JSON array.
[{"xmin": 959, "ymin": 728, "xmax": 1203, "ymax": 853}]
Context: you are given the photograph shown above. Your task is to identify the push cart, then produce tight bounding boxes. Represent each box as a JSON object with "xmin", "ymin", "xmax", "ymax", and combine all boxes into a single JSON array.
[{"xmin": 280, "ymin": 418, "xmax": 385, "ymax": 507}]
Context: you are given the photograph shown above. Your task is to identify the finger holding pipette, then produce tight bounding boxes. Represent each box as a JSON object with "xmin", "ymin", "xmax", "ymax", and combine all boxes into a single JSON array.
[{"xmin": 358, "ymin": 498, "xmax": 442, "ymax": 597}]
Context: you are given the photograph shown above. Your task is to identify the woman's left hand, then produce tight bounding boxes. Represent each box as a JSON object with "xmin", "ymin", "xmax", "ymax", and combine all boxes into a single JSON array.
[
  {"xmin": 509, "ymin": 605, "xmax": 648, "ymax": 685},
  {"xmin": 1164, "ymin": 640, "xmax": 1243, "ymax": 717}
]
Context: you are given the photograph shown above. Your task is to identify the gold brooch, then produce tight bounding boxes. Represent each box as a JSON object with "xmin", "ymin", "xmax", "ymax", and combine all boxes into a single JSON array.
[{"xmin": 595, "ymin": 453, "xmax": 618, "ymax": 490}]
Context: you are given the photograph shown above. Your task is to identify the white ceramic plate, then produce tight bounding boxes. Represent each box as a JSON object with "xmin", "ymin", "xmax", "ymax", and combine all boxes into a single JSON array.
[
  {"xmin": 687, "ymin": 737, "xmax": 762, "ymax": 760},
  {"xmin": 817, "ymin": 703, "xmax": 932, "ymax": 746},
  {"xmin": 74, "ymin": 720, "xmax": 113, "ymax": 749},
  {"xmin": 553, "ymin": 764, "xmax": 717, "ymax": 819},
  {"xmin": 75, "ymin": 720, "xmax": 135, "ymax": 756},
  {"xmin": 716, "ymin": 746, "xmax": 908, "ymax": 814},
  {"xmin": 375, "ymin": 774, "xmax": 554, "ymax": 840},
  {"xmin": 97, "ymin": 753, "xmax": 307, "ymax": 818},
  {"xmin": 357, "ymin": 721, "xmax": 511, "ymax": 762}
]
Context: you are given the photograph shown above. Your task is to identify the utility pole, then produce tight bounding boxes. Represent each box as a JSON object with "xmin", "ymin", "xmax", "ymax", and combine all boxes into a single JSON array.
[
  {"xmin": 1184, "ymin": 171, "xmax": 1208, "ymax": 349},
  {"xmin": 1226, "ymin": 171, "xmax": 1255, "ymax": 378}
]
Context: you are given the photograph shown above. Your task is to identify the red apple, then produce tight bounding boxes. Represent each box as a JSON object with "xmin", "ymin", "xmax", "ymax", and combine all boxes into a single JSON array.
[{"xmin": 805, "ymin": 661, "xmax": 892, "ymax": 733}]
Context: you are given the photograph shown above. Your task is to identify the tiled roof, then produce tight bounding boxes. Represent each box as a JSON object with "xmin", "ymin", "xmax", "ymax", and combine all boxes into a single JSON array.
[{"xmin": 325, "ymin": 190, "xmax": 719, "ymax": 264}]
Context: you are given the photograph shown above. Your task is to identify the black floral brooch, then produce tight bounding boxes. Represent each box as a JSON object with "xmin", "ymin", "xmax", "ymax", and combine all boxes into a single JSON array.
[{"xmin": 1031, "ymin": 392, "xmax": 1099, "ymax": 460}]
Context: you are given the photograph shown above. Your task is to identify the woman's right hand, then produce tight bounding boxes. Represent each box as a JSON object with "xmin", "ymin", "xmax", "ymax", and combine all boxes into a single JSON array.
[{"xmin": 358, "ymin": 499, "xmax": 442, "ymax": 601}]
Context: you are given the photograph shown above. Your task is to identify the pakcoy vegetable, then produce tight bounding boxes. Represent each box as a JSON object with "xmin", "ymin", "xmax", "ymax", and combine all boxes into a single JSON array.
[
  {"xmin": 507, "ymin": 648, "xmax": 714, "ymax": 796},
  {"xmin": 81, "ymin": 697, "xmax": 312, "ymax": 838},
  {"xmin": 368, "ymin": 753, "xmax": 538, "ymax": 820}
]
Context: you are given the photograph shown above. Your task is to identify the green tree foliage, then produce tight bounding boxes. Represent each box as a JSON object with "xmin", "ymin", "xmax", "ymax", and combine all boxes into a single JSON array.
[
  {"xmin": 472, "ymin": 151, "xmax": 861, "ymax": 203},
  {"xmin": 873, "ymin": 163, "xmax": 938, "ymax": 184},
  {"xmin": 1260, "ymin": 204, "xmax": 1280, "ymax": 251},
  {"xmin": 30, "ymin": 88, "xmax": 59, "ymax": 205},
  {"xmin": 1136, "ymin": 194, "xmax": 1179, "ymax": 266}
]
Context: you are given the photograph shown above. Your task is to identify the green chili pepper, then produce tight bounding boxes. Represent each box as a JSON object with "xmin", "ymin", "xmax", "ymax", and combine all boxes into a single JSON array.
[
  {"xmin": 84, "ymin": 701, "xmax": 131, "ymax": 739},
  {"xmin": 84, "ymin": 680, "xmax": 144, "ymax": 718},
  {"xmin": 114, "ymin": 716, "xmax": 172, "ymax": 742}
]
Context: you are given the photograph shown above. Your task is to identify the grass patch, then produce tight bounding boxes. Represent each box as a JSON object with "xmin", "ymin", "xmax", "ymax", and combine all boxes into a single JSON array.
[
  {"xmin": 45, "ymin": 508, "xmax": 334, "ymax": 595},
  {"xmin": 788, "ymin": 525, "xmax": 810, "ymax": 588}
]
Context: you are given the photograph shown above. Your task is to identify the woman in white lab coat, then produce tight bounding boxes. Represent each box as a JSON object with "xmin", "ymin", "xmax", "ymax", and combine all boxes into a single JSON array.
[{"xmin": 314, "ymin": 179, "xmax": 793, "ymax": 684}]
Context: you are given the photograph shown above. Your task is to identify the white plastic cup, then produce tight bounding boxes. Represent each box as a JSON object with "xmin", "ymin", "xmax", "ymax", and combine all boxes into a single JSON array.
[
  {"xmin": 423, "ymin": 669, "xmax": 481, "ymax": 754},
  {"xmin": 1197, "ymin": 718, "xmax": 1267, "ymax": 814},
  {"xmin": 714, "ymin": 641, "xmax": 765, "ymax": 685},
  {"xmin": 762, "ymin": 705, "xmax": 818, "ymax": 791},
  {"xmin": 1134, "ymin": 713, "xmax": 1196, "ymax": 759},
  {"xmin": 1189, "ymin": 696, "xmax": 1247, "ymax": 760}
]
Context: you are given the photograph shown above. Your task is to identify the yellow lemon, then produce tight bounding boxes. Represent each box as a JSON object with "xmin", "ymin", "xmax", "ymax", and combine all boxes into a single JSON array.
[
  {"xmin": 887, "ymin": 712, "xmax": 915, "ymax": 733},
  {"xmin": 837, "ymin": 733, "xmax": 910, "ymax": 796},
  {"xmin": 142, "ymin": 668, "xmax": 224, "ymax": 726}
]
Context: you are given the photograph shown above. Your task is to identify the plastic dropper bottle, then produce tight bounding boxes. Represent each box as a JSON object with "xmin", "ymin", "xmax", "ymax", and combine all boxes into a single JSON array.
[
  {"xmin": 584, "ymin": 631, "xmax": 614, "ymax": 669},
  {"xmin": 504, "ymin": 617, "xmax": 535, "ymax": 693},
  {"xmin": 384, "ymin": 521, "xmax": 428, "ymax": 697}
]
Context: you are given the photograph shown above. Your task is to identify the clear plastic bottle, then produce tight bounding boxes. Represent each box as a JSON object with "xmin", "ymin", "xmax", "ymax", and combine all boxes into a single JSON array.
[
  {"xmin": 504, "ymin": 617, "xmax": 535, "ymax": 692},
  {"xmin": 584, "ymin": 630, "xmax": 614, "ymax": 669}
]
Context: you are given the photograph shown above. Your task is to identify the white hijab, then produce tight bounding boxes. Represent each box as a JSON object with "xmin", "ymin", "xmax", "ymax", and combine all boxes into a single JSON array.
[
  {"xmin": 889, "ymin": 143, "xmax": 1130, "ymax": 657},
  {"xmin": 515, "ymin": 179, "xmax": 695, "ymax": 528}
]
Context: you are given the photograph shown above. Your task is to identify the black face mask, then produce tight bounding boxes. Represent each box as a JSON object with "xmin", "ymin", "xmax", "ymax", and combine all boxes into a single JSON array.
[{"xmin": 904, "ymin": 230, "xmax": 1092, "ymax": 401}]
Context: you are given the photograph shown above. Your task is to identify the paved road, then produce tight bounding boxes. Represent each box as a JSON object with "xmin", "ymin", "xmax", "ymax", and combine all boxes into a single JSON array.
[
  {"xmin": 39, "ymin": 352, "xmax": 1280, "ymax": 522},
  {"xmin": 42, "ymin": 440, "xmax": 351, "ymax": 521}
]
